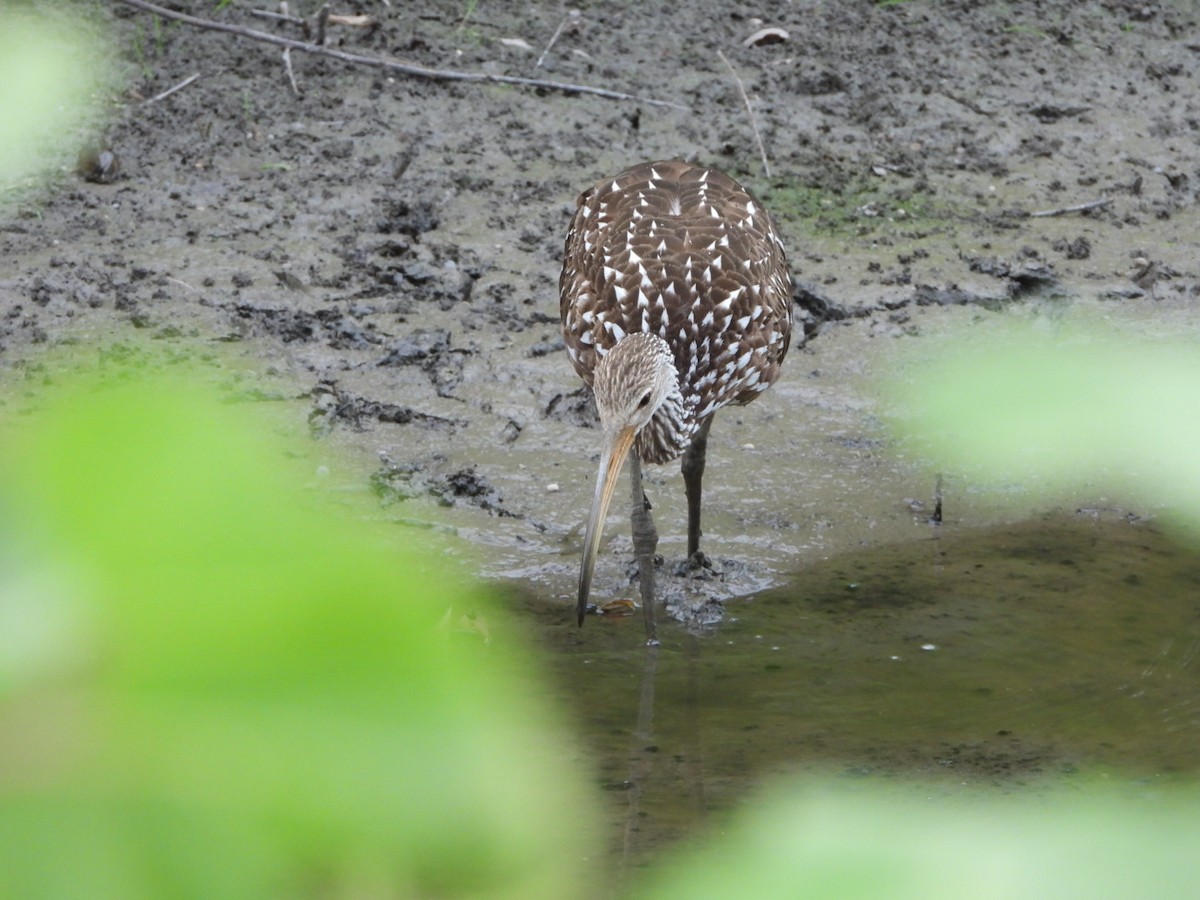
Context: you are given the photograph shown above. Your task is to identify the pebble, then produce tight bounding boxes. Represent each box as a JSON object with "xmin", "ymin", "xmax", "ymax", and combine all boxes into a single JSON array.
[{"xmin": 546, "ymin": 482, "xmax": 560, "ymax": 493}]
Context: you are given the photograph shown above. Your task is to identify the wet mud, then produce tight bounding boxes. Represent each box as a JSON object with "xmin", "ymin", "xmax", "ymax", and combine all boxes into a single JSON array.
[
  {"xmin": 5, "ymin": 5, "xmax": 1200, "ymax": 602},
  {"xmin": 4, "ymin": 0, "xmax": 1200, "ymax": 882}
]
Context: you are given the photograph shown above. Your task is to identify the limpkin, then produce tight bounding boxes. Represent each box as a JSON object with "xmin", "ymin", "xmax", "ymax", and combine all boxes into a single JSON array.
[{"xmin": 560, "ymin": 160, "xmax": 793, "ymax": 644}]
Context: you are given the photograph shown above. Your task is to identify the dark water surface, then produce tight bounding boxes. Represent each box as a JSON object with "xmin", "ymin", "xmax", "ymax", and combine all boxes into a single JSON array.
[{"xmin": 529, "ymin": 513, "xmax": 1200, "ymax": 876}]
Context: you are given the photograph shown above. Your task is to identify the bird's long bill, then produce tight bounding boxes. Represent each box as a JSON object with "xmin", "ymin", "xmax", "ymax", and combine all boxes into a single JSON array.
[{"xmin": 576, "ymin": 425, "xmax": 637, "ymax": 626}]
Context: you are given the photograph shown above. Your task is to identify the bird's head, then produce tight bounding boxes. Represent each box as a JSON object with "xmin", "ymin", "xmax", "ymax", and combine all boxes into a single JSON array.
[
  {"xmin": 592, "ymin": 332, "xmax": 678, "ymax": 434},
  {"xmin": 576, "ymin": 333, "xmax": 678, "ymax": 626}
]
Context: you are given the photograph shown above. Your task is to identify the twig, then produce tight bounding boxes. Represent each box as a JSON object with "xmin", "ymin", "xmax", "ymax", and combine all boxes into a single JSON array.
[
  {"xmin": 937, "ymin": 88, "xmax": 996, "ymax": 117},
  {"xmin": 1029, "ymin": 198, "xmax": 1112, "ymax": 218},
  {"xmin": 141, "ymin": 71, "xmax": 202, "ymax": 106},
  {"xmin": 166, "ymin": 276, "xmax": 199, "ymax": 292},
  {"xmin": 248, "ymin": 9, "xmax": 305, "ymax": 27},
  {"xmin": 327, "ymin": 14, "xmax": 374, "ymax": 28},
  {"xmin": 717, "ymin": 49, "xmax": 770, "ymax": 178},
  {"xmin": 314, "ymin": 3, "xmax": 329, "ymax": 46},
  {"xmin": 282, "ymin": 48, "xmax": 301, "ymax": 96},
  {"xmin": 536, "ymin": 12, "xmax": 576, "ymax": 69},
  {"xmin": 113, "ymin": 0, "xmax": 688, "ymax": 110}
]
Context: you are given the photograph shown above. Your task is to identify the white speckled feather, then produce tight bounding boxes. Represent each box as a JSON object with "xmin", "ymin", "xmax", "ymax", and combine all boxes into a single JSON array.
[{"xmin": 560, "ymin": 160, "xmax": 792, "ymax": 464}]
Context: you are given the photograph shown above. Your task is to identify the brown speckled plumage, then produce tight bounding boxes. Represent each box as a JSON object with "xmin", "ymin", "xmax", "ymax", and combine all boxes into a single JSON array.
[
  {"xmin": 560, "ymin": 160, "xmax": 792, "ymax": 463},
  {"xmin": 560, "ymin": 160, "xmax": 793, "ymax": 639}
]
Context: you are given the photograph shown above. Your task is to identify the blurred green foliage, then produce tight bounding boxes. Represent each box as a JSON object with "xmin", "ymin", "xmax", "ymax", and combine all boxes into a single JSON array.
[
  {"xmin": 4, "ymin": 350, "xmax": 1200, "ymax": 900},
  {"xmin": 0, "ymin": 365, "xmax": 600, "ymax": 898},
  {"xmin": 886, "ymin": 322, "xmax": 1200, "ymax": 533},
  {"xmin": 0, "ymin": 5, "xmax": 113, "ymax": 195},
  {"xmin": 641, "ymin": 781, "xmax": 1200, "ymax": 899}
]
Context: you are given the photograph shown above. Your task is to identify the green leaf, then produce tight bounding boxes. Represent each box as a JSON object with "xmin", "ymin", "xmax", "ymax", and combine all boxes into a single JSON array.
[{"xmin": 0, "ymin": 359, "xmax": 600, "ymax": 898}]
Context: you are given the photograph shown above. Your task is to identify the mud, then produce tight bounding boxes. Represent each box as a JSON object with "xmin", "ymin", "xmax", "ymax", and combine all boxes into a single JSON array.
[{"xmin": 3, "ymin": 2, "xmax": 1200, "ymax": 615}]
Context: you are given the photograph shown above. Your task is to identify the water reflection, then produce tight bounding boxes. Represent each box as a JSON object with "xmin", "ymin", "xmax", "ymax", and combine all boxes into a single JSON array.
[{"xmin": 530, "ymin": 513, "xmax": 1200, "ymax": 873}]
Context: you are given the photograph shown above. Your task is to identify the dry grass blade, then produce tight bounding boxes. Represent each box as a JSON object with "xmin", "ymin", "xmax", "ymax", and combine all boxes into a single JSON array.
[
  {"xmin": 717, "ymin": 49, "xmax": 770, "ymax": 178},
  {"xmin": 141, "ymin": 71, "xmax": 201, "ymax": 105},
  {"xmin": 1029, "ymin": 198, "xmax": 1112, "ymax": 218}
]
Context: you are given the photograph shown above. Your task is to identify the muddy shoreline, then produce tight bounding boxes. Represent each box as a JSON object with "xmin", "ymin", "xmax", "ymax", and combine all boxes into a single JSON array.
[{"xmin": 3, "ymin": 1, "xmax": 1200, "ymax": 618}]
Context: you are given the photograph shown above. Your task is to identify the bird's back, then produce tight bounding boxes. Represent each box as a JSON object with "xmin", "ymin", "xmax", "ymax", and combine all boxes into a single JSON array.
[{"xmin": 560, "ymin": 160, "xmax": 793, "ymax": 451}]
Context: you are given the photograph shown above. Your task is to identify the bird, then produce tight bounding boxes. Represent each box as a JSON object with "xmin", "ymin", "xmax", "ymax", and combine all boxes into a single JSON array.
[{"xmin": 559, "ymin": 160, "xmax": 793, "ymax": 644}]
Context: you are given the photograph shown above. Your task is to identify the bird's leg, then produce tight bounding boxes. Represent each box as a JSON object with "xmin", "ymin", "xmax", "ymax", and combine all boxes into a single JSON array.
[
  {"xmin": 627, "ymin": 448, "xmax": 659, "ymax": 646},
  {"xmin": 681, "ymin": 415, "xmax": 714, "ymax": 568}
]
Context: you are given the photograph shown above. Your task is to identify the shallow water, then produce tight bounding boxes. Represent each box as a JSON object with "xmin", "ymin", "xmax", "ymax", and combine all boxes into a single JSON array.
[{"xmin": 527, "ymin": 512, "xmax": 1200, "ymax": 877}]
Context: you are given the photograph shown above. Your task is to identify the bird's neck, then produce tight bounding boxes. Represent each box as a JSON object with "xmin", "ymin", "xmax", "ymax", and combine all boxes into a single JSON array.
[{"xmin": 636, "ymin": 374, "xmax": 695, "ymax": 465}]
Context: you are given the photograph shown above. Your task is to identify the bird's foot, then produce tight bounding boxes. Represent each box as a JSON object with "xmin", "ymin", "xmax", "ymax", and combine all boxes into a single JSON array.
[{"xmin": 675, "ymin": 550, "xmax": 719, "ymax": 579}]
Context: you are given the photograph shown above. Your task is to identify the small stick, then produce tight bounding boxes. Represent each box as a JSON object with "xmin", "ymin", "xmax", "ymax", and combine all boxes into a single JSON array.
[
  {"xmin": 248, "ymin": 9, "xmax": 305, "ymax": 27},
  {"xmin": 717, "ymin": 49, "xmax": 770, "ymax": 178},
  {"xmin": 536, "ymin": 13, "xmax": 575, "ymax": 69},
  {"xmin": 327, "ymin": 14, "xmax": 374, "ymax": 28},
  {"xmin": 282, "ymin": 47, "xmax": 301, "ymax": 96},
  {"xmin": 113, "ymin": 0, "xmax": 688, "ymax": 110},
  {"xmin": 314, "ymin": 4, "xmax": 329, "ymax": 46},
  {"xmin": 141, "ymin": 71, "xmax": 202, "ymax": 105},
  {"xmin": 1029, "ymin": 198, "xmax": 1112, "ymax": 218},
  {"xmin": 937, "ymin": 88, "xmax": 995, "ymax": 117},
  {"xmin": 166, "ymin": 276, "xmax": 199, "ymax": 291}
]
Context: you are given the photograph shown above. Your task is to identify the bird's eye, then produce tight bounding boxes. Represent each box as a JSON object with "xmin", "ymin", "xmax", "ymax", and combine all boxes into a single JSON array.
[{"xmin": 637, "ymin": 391, "xmax": 652, "ymax": 409}]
